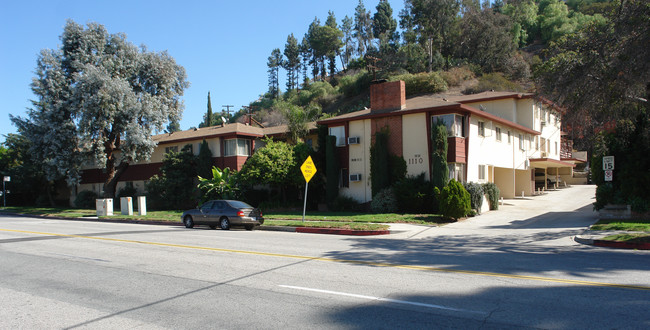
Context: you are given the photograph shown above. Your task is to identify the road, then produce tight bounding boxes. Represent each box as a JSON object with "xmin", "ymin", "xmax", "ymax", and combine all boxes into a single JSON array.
[{"xmin": 1, "ymin": 186, "xmax": 649, "ymax": 329}]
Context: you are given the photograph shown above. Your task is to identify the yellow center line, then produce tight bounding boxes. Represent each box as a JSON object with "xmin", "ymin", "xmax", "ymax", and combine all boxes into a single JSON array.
[{"xmin": 2, "ymin": 228, "xmax": 649, "ymax": 291}]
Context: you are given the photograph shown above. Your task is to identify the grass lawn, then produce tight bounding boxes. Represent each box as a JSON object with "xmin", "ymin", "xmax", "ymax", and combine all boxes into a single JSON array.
[
  {"xmin": 1, "ymin": 207, "xmax": 438, "ymax": 231},
  {"xmin": 590, "ymin": 218, "xmax": 650, "ymax": 232},
  {"xmin": 591, "ymin": 218, "xmax": 650, "ymax": 243},
  {"xmin": 265, "ymin": 211, "xmax": 447, "ymax": 225}
]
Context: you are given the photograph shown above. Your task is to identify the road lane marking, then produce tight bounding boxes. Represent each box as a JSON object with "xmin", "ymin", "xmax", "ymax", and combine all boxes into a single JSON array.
[
  {"xmin": 2, "ymin": 227, "xmax": 650, "ymax": 291},
  {"xmin": 279, "ymin": 285, "xmax": 486, "ymax": 314}
]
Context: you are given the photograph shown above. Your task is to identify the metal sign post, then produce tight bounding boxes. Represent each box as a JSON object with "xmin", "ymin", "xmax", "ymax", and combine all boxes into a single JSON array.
[
  {"xmin": 300, "ymin": 156, "xmax": 317, "ymax": 223},
  {"xmin": 3, "ymin": 176, "xmax": 10, "ymax": 208}
]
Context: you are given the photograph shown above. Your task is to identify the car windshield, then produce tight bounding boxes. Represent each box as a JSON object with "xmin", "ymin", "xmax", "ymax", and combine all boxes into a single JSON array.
[{"xmin": 227, "ymin": 201, "xmax": 253, "ymax": 209}]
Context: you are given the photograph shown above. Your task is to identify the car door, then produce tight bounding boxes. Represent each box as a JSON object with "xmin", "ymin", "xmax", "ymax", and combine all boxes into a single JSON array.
[
  {"xmin": 212, "ymin": 201, "xmax": 227, "ymax": 223},
  {"xmin": 198, "ymin": 201, "xmax": 216, "ymax": 224}
]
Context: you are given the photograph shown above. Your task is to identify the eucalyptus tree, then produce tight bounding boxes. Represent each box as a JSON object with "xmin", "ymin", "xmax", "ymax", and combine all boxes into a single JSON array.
[
  {"xmin": 403, "ymin": 0, "xmax": 461, "ymax": 71},
  {"xmin": 11, "ymin": 20, "xmax": 189, "ymax": 198},
  {"xmin": 340, "ymin": 15, "xmax": 355, "ymax": 70},
  {"xmin": 283, "ymin": 34, "xmax": 301, "ymax": 91},
  {"xmin": 353, "ymin": 0, "xmax": 374, "ymax": 57},
  {"xmin": 267, "ymin": 48, "xmax": 282, "ymax": 98}
]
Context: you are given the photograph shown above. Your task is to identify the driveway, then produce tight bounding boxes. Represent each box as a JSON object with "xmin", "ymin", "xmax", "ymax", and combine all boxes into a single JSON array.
[{"xmin": 390, "ymin": 185, "xmax": 598, "ymax": 246}]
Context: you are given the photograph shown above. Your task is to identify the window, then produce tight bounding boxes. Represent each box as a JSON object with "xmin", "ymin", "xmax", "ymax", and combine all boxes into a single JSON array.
[
  {"xmin": 478, "ymin": 165, "xmax": 486, "ymax": 181},
  {"xmin": 432, "ymin": 114, "xmax": 465, "ymax": 137},
  {"xmin": 448, "ymin": 163, "xmax": 465, "ymax": 183},
  {"xmin": 555, "ymin": 141, "xmax": 558, "ymax": 155},
  {"xmin": 507, "ymin": 131, "xmax": 511, "ymax": 144},
  {"xmin": 495, "ymin": 127, "xmax": 502, "ymax": 141},
  {"xmin": 164, "ymin": 146, "xmax": 178, "ymax": 154},
  {"xmin": 340, "ymin": 168, "xmax": 349, "ymax": 188},
  {"xmin": 535, "ymin": 136, "xmax": 539, "ymax": 150},
  {"xmin": 519, "ymin": 134, "xmax": 525, "ymax": 150},
  {"xmin": 329, "ymin": 126, "xmax": 346, "ymax": 147},
  {"xmin": 224, "ymin": 138, "xmax": 251, "ymax": 156},
  {"xmin": 478, "ymin": 121, "xmax": 485, "ymax": 137}
]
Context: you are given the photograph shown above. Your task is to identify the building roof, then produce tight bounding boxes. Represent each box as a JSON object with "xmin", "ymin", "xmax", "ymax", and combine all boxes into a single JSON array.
[
  {"xmin": 152, "ymin": 121, "xmax": 319, "ymax": 146},
  {"xmin": 153, "ymin": 123, "xmax": 265, "ymax": 145},
  {"xmin": 319, "ymin": 91, "xmax": 540, "ymax": 135}
]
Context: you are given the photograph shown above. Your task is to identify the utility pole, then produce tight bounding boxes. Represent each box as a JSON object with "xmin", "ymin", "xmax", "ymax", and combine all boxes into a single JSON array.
[{"xmin": 222, "ymin": 105, "xmax": 235, "ymax": 118}]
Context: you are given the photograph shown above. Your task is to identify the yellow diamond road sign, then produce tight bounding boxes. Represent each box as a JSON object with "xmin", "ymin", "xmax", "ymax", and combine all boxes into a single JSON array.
[{"xmin": 300, "ymin": 156, "xmax": 317, "ymax": 183}]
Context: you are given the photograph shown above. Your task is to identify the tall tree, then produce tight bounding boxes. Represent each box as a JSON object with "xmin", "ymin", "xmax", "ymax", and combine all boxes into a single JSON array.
[
  {"xmin": 404, "ymin": 0, "xmax": 461, "ymax": 71},
  {"xmin": 457, "ymin": 8, "xmax": 517, "ymax": 73},
  {"xmin": 299, "ymin": 36, "xmax": 312, "ymax": 87},
  {"xmin": 340, "ymin": 15, "xmax": 355, "ymax": 70},
  {"xmin": 283, "ymin": 34, "xmax": 301, "ymax": 91},
  {"xmin": 11, "ymin": 20, "xmax": 189, "ymax": 198},
  {"xmin": 205, "ymin": 92, "xmax": 213, "ymax": 127},
  {"xmin": 431, "ymin": 120, "xmax": 449, "ymax": 190},
  {"xmin": 325, "ymin": 11, "xmax": 343, "ymax": 77},
  {"xmin": 267, "ymin": 48, "xmax": 282, "ymax": 98},
  {"xmin": 353, "ymin": 0, "xmax": 374, "ymax": 57},
  {"xmin": 373, "ymin": 0, "xmax": 398, "ymax": 48},
  {"xmin": 536, "ymin": 0, "xmax": 649, "ymax": 150}
]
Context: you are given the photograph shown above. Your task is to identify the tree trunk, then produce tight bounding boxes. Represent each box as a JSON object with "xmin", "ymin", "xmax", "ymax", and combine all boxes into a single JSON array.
[{"xmin": 103, "ymin": 161, "xmax": 129, "ymax": 198}]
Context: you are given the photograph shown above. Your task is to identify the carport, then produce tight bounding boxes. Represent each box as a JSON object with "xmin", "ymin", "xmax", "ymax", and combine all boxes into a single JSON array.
[{"xmin": 529, "ymin": 158, "xmax": 576, "ymax": 190}]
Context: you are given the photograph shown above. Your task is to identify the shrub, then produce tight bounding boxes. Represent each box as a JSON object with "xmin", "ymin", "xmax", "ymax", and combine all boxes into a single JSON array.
[
  {"xmin": 463, "ymin": 182, "xmax": 484, "ymax": 214},
  {"xmin": 388, "ymin": 155, "xmax": 407, "ymax": 185},
  {"xmin": 463, "ymin": 72, "xmax": 525, "ymax": 94},
  {"xmin": 74, "ymin": 190, "xmax": 97, "ymax": 209},
  {"xmin": 441, "ymin": 66, "xmax": 475, "ymax": 87},
  {"xmin": 482, "ymin": 182, "xmax": 500, "ymax": 210},
  {"xmin": 393, "ymin": 173, "xmax": 435, "ymax": 214},
  {"xmin": 371, "ymin": 188, "xmax": 398, "ymax": 213},
  {"xmin": 390, "ymin": 72, "xmax": 448, "ymax": 96},
  {"xmin": 439, "ymin": 179, "xmax": 471, "ymax": 220},
  {"xmin": 329, "ymin": 195, "xmax": 361, "ymax": 212},
  {"xmin": 337, "ymin": 71, "xmax": 372, "ymax": 98}
]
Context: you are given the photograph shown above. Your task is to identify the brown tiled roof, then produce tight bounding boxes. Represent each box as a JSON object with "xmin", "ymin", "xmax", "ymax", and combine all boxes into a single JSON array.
[
  {"xmin": 318, "ymin": 91, "xmax": 539, "ymax": 135},
  {"xmin": 152, "ymin": 121, "xmax": 319, "ymax": 145},
  {"xmin": 153, "ymin": 123, "xmax": 265, "ymax": 145}
]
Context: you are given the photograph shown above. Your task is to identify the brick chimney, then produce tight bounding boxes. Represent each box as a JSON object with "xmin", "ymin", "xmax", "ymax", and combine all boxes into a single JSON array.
[{"xmin": 370, "ymin": 80, "xmax": 406, "ymax": 112}]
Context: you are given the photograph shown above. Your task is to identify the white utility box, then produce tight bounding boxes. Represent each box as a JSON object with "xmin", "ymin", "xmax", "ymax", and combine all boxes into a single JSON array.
[
  {"xmin": 96, "ymin": 198, "xmax": 114, "ymax": 217},
  {"xmin": 137, "ymin": 196, "xmax": 147, "ymax": 216},
  {"xmin": 120, "ymin": 197, "xmax": 133, "ymax": 215}
]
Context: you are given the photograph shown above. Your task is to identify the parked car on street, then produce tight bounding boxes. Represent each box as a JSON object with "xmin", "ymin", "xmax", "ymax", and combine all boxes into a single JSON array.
[{"xmin": 181, "ymin": 200, "xmax": 264, "ymax": 230}]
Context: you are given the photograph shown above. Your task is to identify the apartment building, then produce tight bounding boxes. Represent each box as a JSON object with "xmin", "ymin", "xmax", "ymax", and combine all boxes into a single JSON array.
[{"xmin": 317, "ymin": 80, "xmax": 577, "ymax": 201}]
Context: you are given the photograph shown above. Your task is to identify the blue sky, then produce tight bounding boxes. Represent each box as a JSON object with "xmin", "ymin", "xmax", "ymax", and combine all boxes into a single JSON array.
[{"xmin": 0, "ymin": 0, "xmax": 405, "ymax": 144}]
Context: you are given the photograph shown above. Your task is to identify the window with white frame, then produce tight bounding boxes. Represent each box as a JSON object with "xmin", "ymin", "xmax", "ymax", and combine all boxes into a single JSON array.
[
  {"xmin": 478, "ymin": 121, "xmax": 485, "ymax": 137},
  {"xmin": 164, "ymin": 146, "xmax": 178, "ymax": 154},
  {"xmin": 518, "ymin": 134, "xmax": 525, "ymax": 150},
  {"xmin": 224, "ymin": 138, "xmax": 251, "ymax": 156},
  {"xmin": 478, "ymin": 164, "xmax": 486, "ymax": 181},
  {"xmin": 448, "ymin": 163, "xmax": 465, "ymax": 183},
  {"xmin": 432, "ymin": 114, "xmax": 465, "ymax": 137},
  {"xmin": 535, "ymin": 136, "xmax": 539, "ymax": 150},
  {"xmin": 507, "ymin": 130, "xmax": 511, "ymax": 144},
  {"xmin": 329, "ymin": 126, "xmax": 346, "ymax": 147},
  {"xmin": 495, "ymin": 127, "xmax": 502, "ymax": 141},
  {"xmin": 555, "ymin": 141, "xmax": 558, "ymax": 155}
]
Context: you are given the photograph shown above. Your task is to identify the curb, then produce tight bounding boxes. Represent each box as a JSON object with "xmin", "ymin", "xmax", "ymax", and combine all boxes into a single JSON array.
[
  {"xmin": 1, "ymin": 212, "xmax": 391, "ymax": 236},
  {"xmin": 574, "ymin": 235, "xmax": 650, "ymax": 250}
]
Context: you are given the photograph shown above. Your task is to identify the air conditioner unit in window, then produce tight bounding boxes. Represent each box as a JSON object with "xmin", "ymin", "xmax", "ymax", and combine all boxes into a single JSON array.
[
  {"xmin": 540, "ymin": 151, "xmax": 548, "ymax": 158},
  {"xmin": 541, "ymin": 121, "xmax": 546, "ymax": 127},
  {"xmin": 349, "ymin": 174, "xmax": 362, "ymax": 182},
  {"xmin": 347, "ymin": 136, "xmax": 360, "ymax": 145}
]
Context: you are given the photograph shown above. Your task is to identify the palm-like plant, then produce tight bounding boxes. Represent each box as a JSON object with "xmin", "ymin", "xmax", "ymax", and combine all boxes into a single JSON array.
[{"xmin": 197, "ymin": 166, "xmax": 240, "ymax": 202}]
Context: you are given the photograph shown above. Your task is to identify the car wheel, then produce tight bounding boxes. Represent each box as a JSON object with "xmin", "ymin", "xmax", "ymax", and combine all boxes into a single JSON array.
[
  {"xmin": 219, "ymin": 217, "xmax": 230, "ymax": 230},
  {"xmin": 245, "ymin": 225, "xmax": 254, "ymax": 231},
  {"xmin": 183, "ymin": 215, "xmax": 194, "ymax": 228}
]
